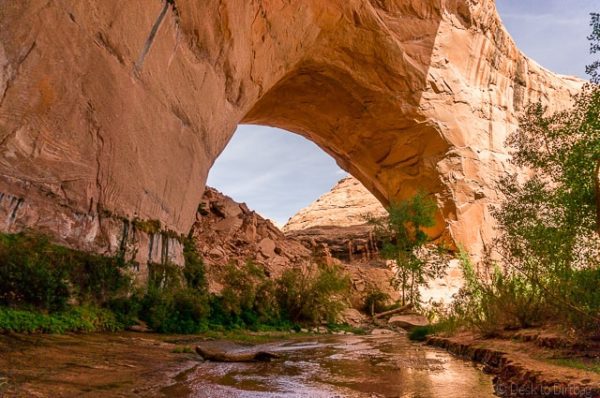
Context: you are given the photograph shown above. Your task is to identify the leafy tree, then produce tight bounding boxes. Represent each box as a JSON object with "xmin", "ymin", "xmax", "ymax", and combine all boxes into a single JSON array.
[
  {"xmin": 484, "ymin": 15, "xmax": 600, "ymax": 330},
  {"xmin": 276, "ymin": 264, "xmax": 350, "ymax": 324},
  {"xmin": 586, "ymin": 13, "xmax": 600, "ymax": 84},
  {"xmin": 490, "ymin": 84, "xmax": 600, "ymax": 329},
  {"xmin": 371, "ymin": 193, "xmax": 447, "ymax": 307}
]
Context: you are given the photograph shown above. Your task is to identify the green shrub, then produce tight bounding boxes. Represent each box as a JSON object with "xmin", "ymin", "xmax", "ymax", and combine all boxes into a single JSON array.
[
  {"xmin": 408, "ymin": 325, "xmax": 436, "ymax": 341},
  {"xmin": 0, "ymin": 306, "xmax": 120, "ymax": 334},
  {"xmin": 139, "ymin": 286, "xmax": 208, "ymax": 334},
  {"xmin": 65, "ymin": 251, "xmax": 132, "ymax": 305},
  {"xmin": 147, "ymin": 262, "xmax": 183, "ymax": 291},
  {"xmin": 443, "ymin": 250, "xmax": 546, "ymax": 337},
  {"xmin": 276, "ymin": 264, "xmax": 350, "ymax": 324},
  {"xmin": 107, "ymin": 294, "xmax": 143, "ymax": 328},
  {"xmin": 210, "ymin": 261, "xmax": 279, "ymax": 328},
  {"xmin": 183, "ymin": 238, "xmax": 207, "ymax": 291},
  {"xmin": 0, "ymin": 233, "xmax": 71, "ymax": 311},
  {"xmin": 559, "ymin": 267, "xmax": 600, "ymax": 330},
  {"xmin": 363, "ymin": 288, "xmax": 391, "ymax": 315},
  {"xmin": 0, "ymin": 232, "xmax": 133, "ymax": 312}
]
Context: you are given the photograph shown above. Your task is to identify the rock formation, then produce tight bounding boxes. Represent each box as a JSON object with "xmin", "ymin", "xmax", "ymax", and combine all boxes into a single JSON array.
[
  {"xmin": 191, "ymin": 186, "xmax": 398, "ymax": 305},
  {"xmin": 0, "ymin": 0, "xmax": 583, "ymax": 269},
  {"xmin": 284, "ymin": 175, "xmax": 386, "ymax": 262},
  {"xmin": 191, "ymin": 187, "xmax": 310, "ymax": 291},
  {"xmin": 284, "ymin": 175, "xmax": 387, "ymax": 232}
]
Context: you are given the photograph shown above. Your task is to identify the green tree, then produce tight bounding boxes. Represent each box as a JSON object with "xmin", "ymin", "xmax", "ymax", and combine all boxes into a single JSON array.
[
  {"xmin": 486, "ymin": 15, "xmax": 600, "ymax": 330},
  {"xmin": 491, "ymin": 85, "xmax": 600, "ymax": 329},
  {"xmin": 371, "ymin": 193, "xmax": 446, "ymax": 307},
  {"xmin": 586, "ymin": 13, "xmax": 600, "ymax": 84}
]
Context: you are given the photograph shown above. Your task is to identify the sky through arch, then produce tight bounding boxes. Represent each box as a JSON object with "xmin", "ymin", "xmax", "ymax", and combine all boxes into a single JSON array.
[{"xmin": 208, "ymin": 1, "xmax": 598, "ymax": 226}]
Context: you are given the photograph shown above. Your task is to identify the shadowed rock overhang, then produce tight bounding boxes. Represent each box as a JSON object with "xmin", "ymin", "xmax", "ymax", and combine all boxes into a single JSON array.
[{"xmin": 0, "ymin": 0, "xmax": 583, "ymax": 267}]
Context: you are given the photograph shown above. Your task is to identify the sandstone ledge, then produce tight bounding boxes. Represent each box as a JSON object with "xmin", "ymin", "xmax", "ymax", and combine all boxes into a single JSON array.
[{"xmin": 427, "ymin": 333, "xmax": 600, "ymax": 398}]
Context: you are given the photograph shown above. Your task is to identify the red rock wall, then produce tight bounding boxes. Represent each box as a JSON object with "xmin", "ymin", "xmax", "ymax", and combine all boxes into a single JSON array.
[{"xmin": 0, "ymin": 0, "xmax": 582, "ymax": 267}]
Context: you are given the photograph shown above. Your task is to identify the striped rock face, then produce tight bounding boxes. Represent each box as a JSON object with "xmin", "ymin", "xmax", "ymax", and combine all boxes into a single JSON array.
[
  {"xmin": 283, "ymin": 176, "xmax": 387, "ymax": 233},
  {"xmin": 0, "ymin": 0, "xmax": 582, "ymax": 266}
]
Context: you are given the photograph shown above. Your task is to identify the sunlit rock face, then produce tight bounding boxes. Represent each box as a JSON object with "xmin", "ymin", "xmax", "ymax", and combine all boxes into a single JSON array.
[
  {"xmin": 284, "ymin": 176, "xmax": 386, "ymax": 263},
  {"xmin": 191, "ymin": 186, "xmax": 399, "ymax": 307},
  {"xmin": 0, "ymin": 0, "xmax": 582, "ymax": 265},
  {"xmin": 284, "ymin": 176, "xmax": 387, "ymax": 232}
]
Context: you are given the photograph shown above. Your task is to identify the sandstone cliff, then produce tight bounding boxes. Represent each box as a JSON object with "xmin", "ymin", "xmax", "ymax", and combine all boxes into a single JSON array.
[
  {"xmin": 0, "ymin": 0, "xmax": 583, "ymax": 270},
  {"xmin": 284, "ymin": 176, "xmax": 387, "ymax": 231}
]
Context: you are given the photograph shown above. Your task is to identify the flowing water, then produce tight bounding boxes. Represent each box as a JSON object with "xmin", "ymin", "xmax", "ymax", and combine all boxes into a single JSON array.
[{"xmin": 162, "ymin": 334, "xmax": 497, "ymax": 398}]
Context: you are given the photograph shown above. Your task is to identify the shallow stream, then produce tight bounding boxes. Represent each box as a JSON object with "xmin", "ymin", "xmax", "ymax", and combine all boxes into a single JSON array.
[{"xmin": 162, "ymin": 333, "xmax": 497, "ymax": 398}]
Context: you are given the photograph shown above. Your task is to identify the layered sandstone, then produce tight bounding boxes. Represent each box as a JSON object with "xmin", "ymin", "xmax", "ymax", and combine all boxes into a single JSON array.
[
  {"xmin": 284, "ymin": 175, "xmax": 387, "ymax": 231},
  {"xmin": 284, "ymin": 175, "xmax": 386, "ymax": 262},
  {"xmin": 0, "ymin": 0, "xmax": 583, "ymax": 270}
]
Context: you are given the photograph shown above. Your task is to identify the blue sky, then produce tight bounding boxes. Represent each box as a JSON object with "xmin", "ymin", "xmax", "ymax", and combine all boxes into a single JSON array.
[{"xmin": 207, "ymin": 1, "xmax": 598, "ymax": 226}]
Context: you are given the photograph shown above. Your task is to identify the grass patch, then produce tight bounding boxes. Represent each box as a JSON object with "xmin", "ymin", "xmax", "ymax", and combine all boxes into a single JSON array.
[
  {"xmin": 546, "ymin": 358, "xmax": 600, "ymax": 374},
  {"xmin": 0, "ymin": 306, "xmax": 121, "ymax": 334},
  {"xmin": 171, "ymin": 346, "xmax": 194, "ymax": 354}
]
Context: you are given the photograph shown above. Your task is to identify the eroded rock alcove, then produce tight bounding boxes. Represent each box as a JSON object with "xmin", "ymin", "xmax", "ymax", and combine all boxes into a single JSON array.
[{"xmin": 0, "ymin": 0, "xmax": 582, "ymax": 269}]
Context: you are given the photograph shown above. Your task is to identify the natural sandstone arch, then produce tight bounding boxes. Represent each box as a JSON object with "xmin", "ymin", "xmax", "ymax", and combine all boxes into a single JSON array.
[{"xmin": 0, "ymin": 0, "xmax": 582, "ymax": 266}]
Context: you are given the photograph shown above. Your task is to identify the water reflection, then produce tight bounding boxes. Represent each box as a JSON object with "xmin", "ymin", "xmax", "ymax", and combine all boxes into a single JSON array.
[{"xmin": 163, "ymin": 334, "xmax": 497, "ymax": 398}]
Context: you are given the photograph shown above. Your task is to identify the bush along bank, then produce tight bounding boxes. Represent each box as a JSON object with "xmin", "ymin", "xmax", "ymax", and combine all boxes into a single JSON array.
[{"xmin": 0, "ymin": 232, "xmax": 352, "ymax": 334}]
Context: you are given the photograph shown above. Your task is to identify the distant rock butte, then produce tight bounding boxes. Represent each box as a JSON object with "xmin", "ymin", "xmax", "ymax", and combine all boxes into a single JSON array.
[
  {"xmin": 0, "ymin": 1, "xmax": 583, "ymax": 268},
  {"xmin": 283, "ymin": 176, "xmax": 387, "ymax": 232},
  {"xmin": 284, "ymin": 175, "xmax": 386, "ymax": 264}
]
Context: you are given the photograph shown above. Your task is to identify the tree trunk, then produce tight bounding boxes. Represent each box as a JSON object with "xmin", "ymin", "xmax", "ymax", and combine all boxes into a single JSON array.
[
  {"xmin": 374, "ymin": 303, "xmax": 413, "ymax": 319},
  {"xmin": 195, "ymin": 346, "xmax": 280, "ymax": 362},
  {"xmin": 595, "ymin": 159, "xmax": 600, "ymax": 236}
]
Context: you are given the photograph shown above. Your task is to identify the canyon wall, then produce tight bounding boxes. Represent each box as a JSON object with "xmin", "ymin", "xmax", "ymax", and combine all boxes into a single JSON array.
[{"xmin": 0, "ymin": 0, "xmax": 583, "ymax": 268}]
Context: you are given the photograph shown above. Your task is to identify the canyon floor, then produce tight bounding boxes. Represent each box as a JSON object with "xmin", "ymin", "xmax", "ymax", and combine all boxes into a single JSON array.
[
  {"xmin": 0, "ymin": 331, "xmax": 497, "ymax": 398},
  {"xmin": 1, "ymin": 329, "xmax": 599, "ymax": 397},
  {"xmin": 428, "ymin": 329, "xmax": 600, "ymax": 398}
]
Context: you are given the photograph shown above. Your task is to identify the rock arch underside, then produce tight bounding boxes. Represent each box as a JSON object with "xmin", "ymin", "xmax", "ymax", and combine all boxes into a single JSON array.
[{"xmin": 0, "ymin": 0, "xmax": 583, "ymax": 269}]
